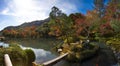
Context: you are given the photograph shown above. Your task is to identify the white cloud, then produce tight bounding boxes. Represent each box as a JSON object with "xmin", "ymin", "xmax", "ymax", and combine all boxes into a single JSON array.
[
  {"xmin": 0, "ymin": 0, "xmax": 78, "ymax": 24},
  {"xmin": 0, "ymin": 8, "xmax": 9, "ymax": 15},
  {"xmin": 56, "ymin": 2, "xmax": 78, "ymax": 14}
]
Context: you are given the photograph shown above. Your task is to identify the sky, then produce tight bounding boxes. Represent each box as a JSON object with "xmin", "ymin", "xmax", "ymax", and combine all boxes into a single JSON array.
[{"xmin": 0, "ymin": 0, "xmax": 94, "ymax": 31}]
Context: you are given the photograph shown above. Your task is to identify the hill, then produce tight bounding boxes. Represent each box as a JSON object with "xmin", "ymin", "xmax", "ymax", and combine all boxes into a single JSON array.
[
  {"xmin": 1, "ymin": 18, "xmax": 50, "ymax": 38},
  {"xmin": 3, "ymin": 18, "xmax": 50, "ymax": 30}
]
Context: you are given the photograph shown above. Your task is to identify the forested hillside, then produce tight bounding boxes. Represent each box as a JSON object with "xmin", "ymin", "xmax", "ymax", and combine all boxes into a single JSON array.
[{"xmin": 1, "ymin": 0, "xmax": 120, "ymax": 40}]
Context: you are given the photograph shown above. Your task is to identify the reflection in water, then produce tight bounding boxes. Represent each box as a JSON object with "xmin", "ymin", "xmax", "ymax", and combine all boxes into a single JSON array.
[
  {"xmin": 3, "ymin": 38, "xmax": 119, "ymax": 66},
  {"xmin": 5, "ymin": 38, "xmax": 60, "ymax": 51},
  {"xmin": 34, "ymin": 48, "xmax": 57, "ymax": 64},
  {"xmin": 20, "ymin": 45, "xmax": 57, "ymax": 64},
  {"xmin": 4, "ymin": 38, "xmax": 59, "ymax": 66},
  {"xmin": 54, "ymin": 42, "xmax": 118, "ymax": 66},
  {"xmin": 0, "ymin": 42, "xmax": 9, "ymax": 48}
]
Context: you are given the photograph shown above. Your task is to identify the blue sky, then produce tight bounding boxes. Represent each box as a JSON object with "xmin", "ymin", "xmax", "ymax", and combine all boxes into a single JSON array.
[{"xmin": 0, "ymin": 0, "xmax": 95, "ymax": 31}]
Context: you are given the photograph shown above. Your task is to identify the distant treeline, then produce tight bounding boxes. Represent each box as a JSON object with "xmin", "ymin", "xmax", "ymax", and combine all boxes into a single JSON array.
[{"xmin": 1, "ymin": 0, "xmax": 120, "ymax": 40}]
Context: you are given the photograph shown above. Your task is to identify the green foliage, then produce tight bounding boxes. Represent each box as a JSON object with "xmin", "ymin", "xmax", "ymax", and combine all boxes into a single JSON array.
[
  {"xmin": 0, "ymin": 44, "xmax": 35, "ymax": 66},
  {"xmin": 1, "ymin": 2, "xmax": 120, "ymax": 41},
  {"xmin": 0, "ymin": 44, "xmax": 28, "ymax": 66},
  {"xmin": 89, "ymin": 17, "xmax": 101, "ymax": 32},
  {"xmin": 36, "ymin": 23, "xmax": 50, "ymax": 37},
  {"xmin": 24, "ymin": 49, "xmax": 35, "ymax": 63},
  {"xmin": 1, "ymin": 1, "xmax": 120, "ymax": 65},
  {"xmin": 65, "ymin": 43, "xmax": 99, "ymax": 62},
  {"xmin": 64, "ymin": 37, "xmax": 76, "ymax": 43},
  {"xmin": 106, "ymin": 37, "xmax": 120, "ymax": 52},
  {"xmin": 49, "ymin": 6, "xmax": 74, "ymax": 44},
  {"xmin": 110, "ymin": 19, "xmax": 120, "ymax": 33},
  {"xmin": 67, "ymin": 52, "xmax": 81, "ymax": 61},
  {"xmin": 50, "ymin": 6, "xmax": 67, "ymax": 19}
]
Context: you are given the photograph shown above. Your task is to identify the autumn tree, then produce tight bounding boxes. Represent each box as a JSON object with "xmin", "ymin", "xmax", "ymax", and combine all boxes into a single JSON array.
[
  {"xmin": 86, "ymin": 10, "xmax": 102, "ymax": 38},
  {"xmin": 36, "ymin": 23, "xmax": 50, "ymax": 37},
  {"xmin": 2, "ymin": 26, "xmax": 39, "ymax": 38},
  {"xmin": 49, "ymin": 6, "xmax": 74, "ymax": 44},
  {"xmin": 104, "ymin": 0, "xmax": 120, "ymax": 20},
  {"xmin": 70, "ymin": 13, "xmax": 88, "ymax": 38},
  {"xmin": 103, "ymin": 0, "xmax": 120, "ymax": 36}
]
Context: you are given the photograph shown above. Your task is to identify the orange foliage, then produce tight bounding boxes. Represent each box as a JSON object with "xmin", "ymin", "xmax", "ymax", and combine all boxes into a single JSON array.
[
  {"xmin": 70, "ymin": 13, "xmax": 89, "ymax": 36},
  {"xmin": 2, "ymin": 26, "xmax": 39, "ymax": 38},
  {"xmin": 99, "ymin": 22, "xmax": 113, "ymax": 35}
]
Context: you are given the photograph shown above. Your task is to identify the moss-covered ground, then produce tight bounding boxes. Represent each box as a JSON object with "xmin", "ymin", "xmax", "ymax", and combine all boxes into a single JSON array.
[{"xmin": 59, "ymin": 41, "xmax": 99, "ymax": 62}]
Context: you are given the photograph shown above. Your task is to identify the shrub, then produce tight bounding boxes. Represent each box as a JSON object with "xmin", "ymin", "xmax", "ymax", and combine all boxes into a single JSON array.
[
  {"xmin": 24, "ymin": 49, "xmax": 35, "ymax": 63},
  {"xmin": 0, "ymin": 44, "xmax": 35, "ymax": 66},
  {"xmin": 66, "ymin": 43, "xmax": 99, "ymax": 62}
]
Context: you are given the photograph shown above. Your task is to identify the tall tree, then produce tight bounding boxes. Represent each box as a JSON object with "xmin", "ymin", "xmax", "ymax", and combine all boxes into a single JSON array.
[
  {"xmin": 49, "ymin": 6, "xmax": 74, "ymax": 44},
  {"xmin": 104, "ymin": 0, "xmax": 120, "ymax": 21},
  {"xmin": 49, "ymin": 6, "xmax": 65, "ymax": 19},
  {"xmin": 94, "ymin": 0, "xmax": 106, "ymax": 17}
]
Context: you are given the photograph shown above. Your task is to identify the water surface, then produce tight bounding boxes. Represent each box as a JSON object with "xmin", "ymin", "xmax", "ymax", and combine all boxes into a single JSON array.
[{"xmin": 3, "ymin": 38, "xmax": 118, "ymax": 66}]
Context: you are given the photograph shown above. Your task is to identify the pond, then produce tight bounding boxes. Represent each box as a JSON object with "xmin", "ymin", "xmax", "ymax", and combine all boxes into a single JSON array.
[
  {"xmin": 4, "ymin": 38, "xmax": 60, "ymax": 64},
  {"xmin": 1, "ymin": 38, "xmax": 119, "ymax": 66}
]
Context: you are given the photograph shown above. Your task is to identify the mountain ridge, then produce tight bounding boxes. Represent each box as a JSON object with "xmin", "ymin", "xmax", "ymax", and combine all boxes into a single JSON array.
[{"xmin": 2, "ymin": 18, "xmax": 50, "ymax": 31}]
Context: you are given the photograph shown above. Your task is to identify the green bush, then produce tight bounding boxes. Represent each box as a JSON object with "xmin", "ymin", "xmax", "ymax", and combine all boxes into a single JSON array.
[
  {"xmin": 66, "ymin": 43, "xmax": 99, "ymax": 62},
  {"xmin": 106, "ymin": 38, "xmax": 120, "ymax": 52},
  {"xmin": 24, "ymin": 49, "xmax": 35, "ymax": 63},
  {"xmin": 0, "ymin": 44, "xmax": 35, "ymax": 66},
  {"xmin": 0, "ymin": 44, "xmax": 28, "ymax": 66}
]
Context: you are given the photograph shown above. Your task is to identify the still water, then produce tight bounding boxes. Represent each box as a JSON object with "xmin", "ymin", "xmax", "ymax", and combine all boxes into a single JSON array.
[
  {"xmin": 5, "ymin": 38, "xmax": 59, "ymax": 64},
  {"xmin": 2, "ymin": 38, "xmax": 118, "ymax": 66}
]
